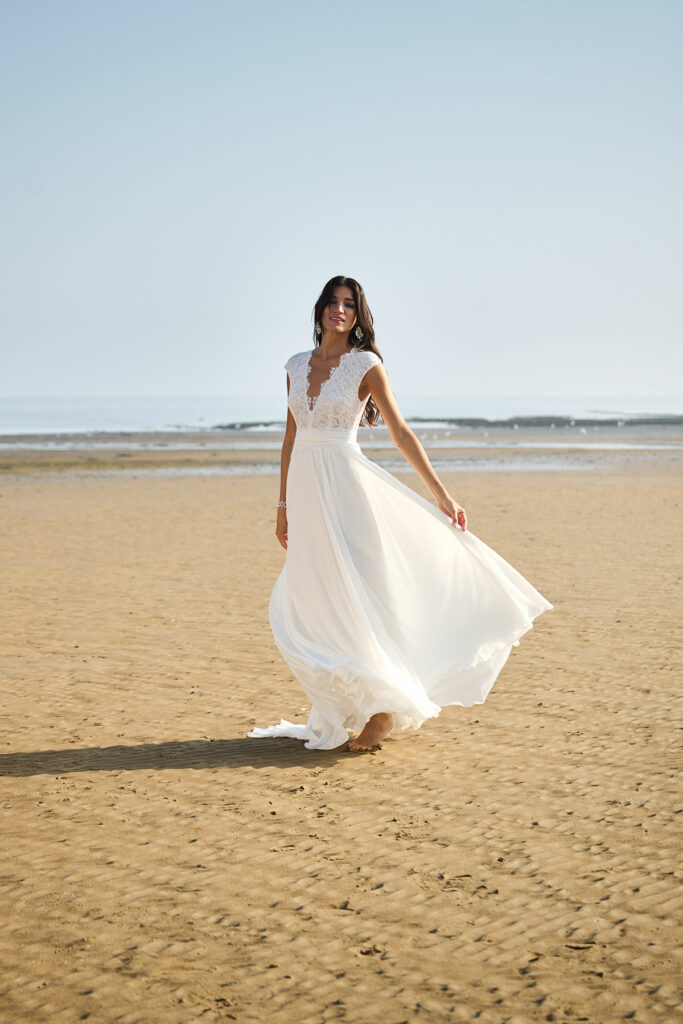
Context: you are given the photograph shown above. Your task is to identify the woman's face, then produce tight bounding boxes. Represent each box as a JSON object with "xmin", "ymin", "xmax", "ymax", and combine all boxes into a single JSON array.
[{"xmin": 321, "ymin": 286, "xmax": 358, "ymax": 336}]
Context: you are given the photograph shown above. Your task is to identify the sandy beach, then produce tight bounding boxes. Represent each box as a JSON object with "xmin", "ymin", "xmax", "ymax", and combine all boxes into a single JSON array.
[{"xmin": 1, "ymin": 447, "xmax": 681, "ymax": 1022}]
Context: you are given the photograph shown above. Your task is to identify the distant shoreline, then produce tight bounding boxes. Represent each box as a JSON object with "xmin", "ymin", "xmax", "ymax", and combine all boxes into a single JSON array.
[
  {"xmin": 1, "ymin": 418, "xmax": 681, "ymax": 476},
  {"xmin": 2, "ymin": 412, "xmax": 683, "ymax": 440},
  {"xmin": 211, "ymin": 413, "xmax": 683, "ymax": 431}
]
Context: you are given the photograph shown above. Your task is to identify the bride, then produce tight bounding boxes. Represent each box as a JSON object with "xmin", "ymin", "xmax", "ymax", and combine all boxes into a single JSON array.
[{"xmin": 248, "ymin": 276, "xmax": 553, "ymax": 753}]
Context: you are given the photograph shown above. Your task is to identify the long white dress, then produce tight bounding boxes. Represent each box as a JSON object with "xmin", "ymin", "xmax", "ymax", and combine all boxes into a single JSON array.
[{"xmin": 248, "ymin": 346, "xmax": 553, "ymax": 750}]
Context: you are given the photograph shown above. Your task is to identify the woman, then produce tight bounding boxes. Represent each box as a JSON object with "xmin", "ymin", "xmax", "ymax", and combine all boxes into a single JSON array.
[{"xmin": 248, "ymin": 276, "xmax": 552, "ymax": 753}]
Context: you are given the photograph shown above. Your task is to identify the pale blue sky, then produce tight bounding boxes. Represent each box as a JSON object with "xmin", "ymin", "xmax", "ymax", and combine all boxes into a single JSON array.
[{"xmin": 1, "ymin": 0, "xmax": 681, "ymax": 404}]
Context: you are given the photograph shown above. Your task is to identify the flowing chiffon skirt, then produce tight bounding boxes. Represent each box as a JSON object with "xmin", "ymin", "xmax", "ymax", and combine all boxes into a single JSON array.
[{"xmin": 249, "ymin": 427, "xmax": 553, "ymax": 750}]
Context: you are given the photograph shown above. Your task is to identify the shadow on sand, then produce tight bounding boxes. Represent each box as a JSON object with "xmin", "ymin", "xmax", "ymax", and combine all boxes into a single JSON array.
[{"xmin": 0, "ymin": 736, "xmax": 353, "ymax": 777}]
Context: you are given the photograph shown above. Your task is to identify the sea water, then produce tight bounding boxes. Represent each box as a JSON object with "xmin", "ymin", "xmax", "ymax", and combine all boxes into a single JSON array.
[{"xmin": 1, "ymin": 393, "xmax": 681, "ymax": 436}]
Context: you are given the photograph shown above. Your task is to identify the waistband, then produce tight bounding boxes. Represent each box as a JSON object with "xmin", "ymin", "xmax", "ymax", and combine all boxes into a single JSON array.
[{"xmin": 294, "ymin": 427, "xmax": 359, "ymax": 445}]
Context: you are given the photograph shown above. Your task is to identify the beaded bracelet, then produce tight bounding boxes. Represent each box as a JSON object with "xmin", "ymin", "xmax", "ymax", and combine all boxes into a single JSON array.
[{"xmin": 277, "ymin": 500, "xmax": 287, "ymax": 509}]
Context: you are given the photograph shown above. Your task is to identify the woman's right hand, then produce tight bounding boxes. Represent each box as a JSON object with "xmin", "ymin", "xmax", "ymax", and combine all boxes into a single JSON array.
[{"xmin": 276, "ymin": 508, "xmax": 288, "ymax": 549}]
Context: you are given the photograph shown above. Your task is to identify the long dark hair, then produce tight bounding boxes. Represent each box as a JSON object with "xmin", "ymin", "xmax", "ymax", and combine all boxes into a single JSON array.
[{"xmin": 312, "ymin": 275, "xmax": 383, "ymax": 427}]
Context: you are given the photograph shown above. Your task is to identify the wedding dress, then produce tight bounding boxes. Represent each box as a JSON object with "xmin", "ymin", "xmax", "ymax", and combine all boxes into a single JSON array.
[{"xmin": 248, "ymin": 346, "xmax": 553, "ymax": 750}]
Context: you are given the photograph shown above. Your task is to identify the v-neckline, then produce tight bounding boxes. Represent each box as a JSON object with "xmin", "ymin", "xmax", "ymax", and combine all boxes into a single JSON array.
[{"xmin": 305, "ymin": 347, "xmax": 355, "ymax": 409}]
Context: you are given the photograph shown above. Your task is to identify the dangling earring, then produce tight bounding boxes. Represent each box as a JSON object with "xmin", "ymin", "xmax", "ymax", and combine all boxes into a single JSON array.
[
  {"xmin": 315, "ymin": 321, "xmax": 322, "ymax": 337},
  {"xmin": 354, "ymin": 325, "xmax": 364, "ymax": 342}
]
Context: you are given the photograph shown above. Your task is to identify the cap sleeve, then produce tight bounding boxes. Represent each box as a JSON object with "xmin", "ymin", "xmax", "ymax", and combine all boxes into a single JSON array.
[
  {"xmin": 360, "ymin": 350, "xmax": 382, "ymax": 374},
  {"xmin": 356, "ymin": 350, "xmax": 383, "ymax": 391},
  {"xmin": 284, "ymin": 354, "xmax": 295, "ymax": 375}
]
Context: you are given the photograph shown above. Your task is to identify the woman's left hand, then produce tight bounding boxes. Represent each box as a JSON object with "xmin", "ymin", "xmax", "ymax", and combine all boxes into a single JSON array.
[{"xmin": 434, "ymin": 491, "xmax": 467, "ymax": 531}]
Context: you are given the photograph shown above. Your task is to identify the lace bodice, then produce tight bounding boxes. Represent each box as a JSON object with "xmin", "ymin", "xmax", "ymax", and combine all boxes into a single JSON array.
[{"xmin": 285, "ymin": 347, "xmax": 382, "ymax": 432}]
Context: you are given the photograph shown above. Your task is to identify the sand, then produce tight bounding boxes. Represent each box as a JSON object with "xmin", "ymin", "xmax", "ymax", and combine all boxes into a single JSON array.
[{"xmin": 1, "ymin": 457, "xmax": 681, "ymax": 1023}]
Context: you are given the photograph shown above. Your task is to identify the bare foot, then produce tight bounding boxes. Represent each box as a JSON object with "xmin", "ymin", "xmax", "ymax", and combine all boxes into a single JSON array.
[{"xmin": 347, "ymin": 712, "xmax": 393, "ymax": 752}]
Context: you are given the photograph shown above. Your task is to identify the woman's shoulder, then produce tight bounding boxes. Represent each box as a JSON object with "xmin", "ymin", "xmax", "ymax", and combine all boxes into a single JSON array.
[
  {"xmin": 356, "ymin": 348, "xmax": 382, "ymax": 372},
  {"xmin": 283, "ymin": 349, "xmax": 312, "ymax": 372},
  {"xmin": 355, "ymin": 347, "xmax": 382, "ymax": 367}
]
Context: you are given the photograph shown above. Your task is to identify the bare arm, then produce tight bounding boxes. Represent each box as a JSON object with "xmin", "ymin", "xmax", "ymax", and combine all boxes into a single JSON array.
[
  {"xmin": 275, "ymin": 375, "xmax": 296, "ymax": 549},
  {"xmin": 364, "ymin": 364, "xmax": 467, "ymax": 531}
]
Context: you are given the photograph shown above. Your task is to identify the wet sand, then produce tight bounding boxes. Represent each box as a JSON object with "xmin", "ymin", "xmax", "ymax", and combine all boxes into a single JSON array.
[
  {"xmin": 1, "ymin": 421, "xmax": 682, "ymax": 475},
  {"xmin": 1, "ymin": 456, "xmax": 681, "ymax": 1022}
]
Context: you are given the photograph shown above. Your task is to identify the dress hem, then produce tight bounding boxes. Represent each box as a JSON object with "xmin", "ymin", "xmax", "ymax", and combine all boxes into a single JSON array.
[{"xmin": 249, "ymin": 595, "xmax": 553, "ymax": 750}]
